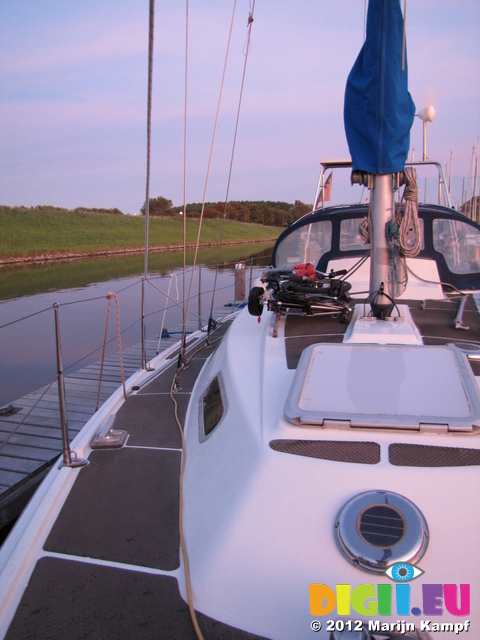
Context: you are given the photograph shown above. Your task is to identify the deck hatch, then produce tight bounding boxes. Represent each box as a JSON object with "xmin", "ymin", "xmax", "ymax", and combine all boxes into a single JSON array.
[{"xmin": 284, "ymin": 343, "xmax": 480, "ymax": 431}]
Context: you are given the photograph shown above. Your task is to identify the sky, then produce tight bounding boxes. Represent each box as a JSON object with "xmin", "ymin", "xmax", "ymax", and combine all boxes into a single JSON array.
[{"xmin": 0, "ymin": 0, "xmax": 479, "ymax": 214}]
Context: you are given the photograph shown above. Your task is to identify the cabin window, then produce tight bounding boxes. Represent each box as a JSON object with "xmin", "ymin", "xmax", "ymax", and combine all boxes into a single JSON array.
[
  {"xmin": 201, "ymin": 374, "xmax": 227, "ymax": 440},
  {"xmin": 433, "ymin": 218, "xmax": 480, "ymax": 274},
  {"xmin": 340, "ymin": 218, "xmax": 370, "ymax": 251},
  {"xmin": 275, "ymin": 221, "xmax": 332, "ymax": 268}
]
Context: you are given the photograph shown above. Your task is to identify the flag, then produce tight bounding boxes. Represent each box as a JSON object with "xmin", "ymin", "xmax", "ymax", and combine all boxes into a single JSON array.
[{"xmin": 315, "ymin": 172, "xmax": 332, "ymax": 208}]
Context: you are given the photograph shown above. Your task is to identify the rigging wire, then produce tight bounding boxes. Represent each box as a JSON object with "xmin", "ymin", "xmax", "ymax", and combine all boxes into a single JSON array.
[
  {"xmin": 340, "ymin": 251, "xmax": 370, "ymax": 282},
  {"xmin": 0, "ymin": 306, "xmax": 51, "ymax": 330},
  {"xmin": 0, "ymin": 377, "xmax": 58, "ymax": 455},
  {"xmin": 146, "ymin": 276, "xmax": 194, "ymax": 316},
  {"xmin": 144, "ymin": 0, "xmax": 155, "ymax": 278},
  {"xmin": 0, "ymin": 279, "xmax": 140, "ymax": 330},
  {"xmin": 208, "ymin": 1, "xmax": 257, "ymax": 339},
  {"xmin": 178, "ymin": 0, "xmax": 239, "ymax": 362},
  {"xmin": 182, "ymin": 0, "xmax": 189, "ymax": 337},
  {"xmin": 173, "ymin": 4, "xmax": 240, "ymax": 638}
]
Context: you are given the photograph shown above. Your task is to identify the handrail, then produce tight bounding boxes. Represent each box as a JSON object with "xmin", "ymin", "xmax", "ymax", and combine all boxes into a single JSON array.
[{"xmin": 314, "ymin": 158, "xmax": 452, "ymax": 209}]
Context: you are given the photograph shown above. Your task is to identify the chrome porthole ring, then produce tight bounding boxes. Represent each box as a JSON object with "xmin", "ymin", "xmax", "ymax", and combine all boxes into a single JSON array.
[{"xmin": 335, "ymin": 490, "xmax": 429, "ymax": 574}]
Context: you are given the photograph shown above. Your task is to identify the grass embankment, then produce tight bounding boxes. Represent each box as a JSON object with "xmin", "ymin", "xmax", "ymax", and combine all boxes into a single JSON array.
[{"xmin": 0, "ymin": 206, "xmax": 281, "ymax": 264}]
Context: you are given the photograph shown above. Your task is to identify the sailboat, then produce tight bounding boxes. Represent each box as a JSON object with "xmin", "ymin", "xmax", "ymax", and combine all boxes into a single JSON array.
[{"xmin": 0, "ymin": 1, "xmax": 479, "ymax": 639}]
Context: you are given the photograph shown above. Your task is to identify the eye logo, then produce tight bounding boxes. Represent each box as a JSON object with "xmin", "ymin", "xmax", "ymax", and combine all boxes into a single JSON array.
[{"xmin": 384, "ymin": 562, "xmax": 424, "ymax": 582}]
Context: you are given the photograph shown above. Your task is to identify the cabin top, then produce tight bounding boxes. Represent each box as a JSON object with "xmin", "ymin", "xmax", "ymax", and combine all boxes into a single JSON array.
[{"xmin": 271, "ymin": 203, "xmax": 480, "ymax": 293}]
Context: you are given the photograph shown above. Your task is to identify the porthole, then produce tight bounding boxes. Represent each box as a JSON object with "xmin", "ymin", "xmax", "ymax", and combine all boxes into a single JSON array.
[{"xmin": 199, "ymin": 374, "xmax": 227, "ymax": 441}]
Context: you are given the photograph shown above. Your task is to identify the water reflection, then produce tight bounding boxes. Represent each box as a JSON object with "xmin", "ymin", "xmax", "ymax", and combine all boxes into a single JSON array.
[
  {"xmin": 0, "ymin": 243, "xmax": 273, "ymax": 300},
  {"xmin": 0, "ymin": 244, "xmax": 273, "ymax": 406}
]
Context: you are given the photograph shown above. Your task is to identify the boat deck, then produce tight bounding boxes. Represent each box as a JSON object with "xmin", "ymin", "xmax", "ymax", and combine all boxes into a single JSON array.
[
  {"xmin": 3, "ymin": 320, "xmax": 269, "ymax": 639},
  {"xmin": 285, "ymin": 294, "xmax": 480, "ymax": 373},
  {"xmin": 0, "ymin": 320, "xmax": 224, "ymax": 531},
  {"xmin": 1, "ymin": 295, "xmax": 479, "ymax": 639}
]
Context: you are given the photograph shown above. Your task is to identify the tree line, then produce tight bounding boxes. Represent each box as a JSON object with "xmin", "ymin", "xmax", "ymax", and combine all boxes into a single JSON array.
[
  {"xmin": 141, "ymin": 196, "xmax": 313, "ymax": 227},
  {"xmin": 2, "ymin": 205, "xmax": 124, "ymax": 216}
]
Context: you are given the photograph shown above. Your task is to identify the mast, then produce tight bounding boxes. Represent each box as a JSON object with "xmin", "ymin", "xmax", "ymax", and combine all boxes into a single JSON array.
[
  {"xmin": 344, "ymin": 0, "xmax": 415, "ymax": 318},
  {"xmin": 369, "ymin": 174, "xmax": 395, "ymax": 317}
]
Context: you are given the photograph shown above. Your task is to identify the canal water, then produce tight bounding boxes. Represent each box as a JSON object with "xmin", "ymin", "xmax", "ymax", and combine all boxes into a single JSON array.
[{"xmin": 0, "ymin": 243, "xmax": 274, "ymax": 408}]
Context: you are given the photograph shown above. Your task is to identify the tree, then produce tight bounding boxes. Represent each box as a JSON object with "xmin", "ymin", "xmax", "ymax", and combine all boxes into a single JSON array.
[
  {"xmin": 292, "ymin": 200, "xmax": 312, "ymax": 220},
  {"xmin": 141, "ymin": 196, "xmax": 175, "ymax": 217}
]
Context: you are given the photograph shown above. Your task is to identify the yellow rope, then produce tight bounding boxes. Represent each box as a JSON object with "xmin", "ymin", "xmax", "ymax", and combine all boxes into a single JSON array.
[
  {"xmin": 169, "ymin": 330, "xmax": 223, "ymax": 640},
  {"xmin": 170, "ymin": 373, "xmax": 205, "ymax": 640}
]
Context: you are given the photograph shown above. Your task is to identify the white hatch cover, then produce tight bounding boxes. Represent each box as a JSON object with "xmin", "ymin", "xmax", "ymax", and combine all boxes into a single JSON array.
[{"xmin": 284, "ymin": 343, "xmax": 480, "ymax": 431}]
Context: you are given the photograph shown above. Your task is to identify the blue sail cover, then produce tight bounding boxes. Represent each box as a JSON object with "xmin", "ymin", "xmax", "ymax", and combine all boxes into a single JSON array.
[{"xmin": 344, "ymin": 0, "xmax": 415, "ymax": 174}]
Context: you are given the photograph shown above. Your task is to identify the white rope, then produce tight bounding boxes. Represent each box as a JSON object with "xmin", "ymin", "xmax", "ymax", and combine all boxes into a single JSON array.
[
  {"xmin": 182, "ymin": 0, "xmax": 238, "ymax": 349},
  {"xmin": 156, "ymin": 274, "xmax": 179, "ymax": 354},
  {"xmin": 358, "ymin": 194, "xmax": 372, "ymax": 244},
  {"xmin": 175, "ymin": 4, "xmax": 239, "ymax": 637},
  {"xmin": 145, "ymin": 277, "xmax": 201, "ymax": 321},
  {"xmin": 96, "ymin": 292, "xmax": 126, "ymax": 411},
  {"xmin": 209, "ymin": 1, "xmax": 257, "ymax": 328}
]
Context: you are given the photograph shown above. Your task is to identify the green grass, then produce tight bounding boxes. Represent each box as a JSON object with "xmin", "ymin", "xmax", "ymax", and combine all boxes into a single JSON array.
[{"xmin": 0, "ymin": 207, "xmax": 281, "ymax": 260}]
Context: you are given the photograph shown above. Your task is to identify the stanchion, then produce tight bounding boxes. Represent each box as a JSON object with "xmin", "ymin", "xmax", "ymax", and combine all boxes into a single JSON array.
[
  {"xmin": 198, "ymin": 266, "xmax": 203, "ymax": 330},
  {"xmin": 53, "ymin": 303, "xmax": 88, "ymax": 468}
]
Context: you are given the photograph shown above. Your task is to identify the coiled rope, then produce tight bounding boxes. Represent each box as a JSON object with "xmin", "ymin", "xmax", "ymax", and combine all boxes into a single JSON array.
[
  {"xmin": 398, "ymin": 166, "xmax": 421, "ymax": 257},
  {"xmin": 387, "ymin": 166, "xmax": 421, "ymax": 298},
  {"xmin": 386, "ymin": 216, "xmax": 406, "ymax": 298},
  {"xmin": 359, "ymin": 167, "xmax": 421, "ymax": 299}
]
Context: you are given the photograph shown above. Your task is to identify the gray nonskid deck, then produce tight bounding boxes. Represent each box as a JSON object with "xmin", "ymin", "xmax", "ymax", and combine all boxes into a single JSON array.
[
  {"xmin": 0, "ymin": 316, "xmax": 229, "ymax": 529},
  {"xmin": 5, "ymin": 319, "xmax": 271, "ymax": 639}
]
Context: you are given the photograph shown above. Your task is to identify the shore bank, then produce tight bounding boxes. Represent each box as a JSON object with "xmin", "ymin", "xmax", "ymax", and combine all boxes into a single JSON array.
[
  {"xmin": 0, "ymin": 207, "xmax": 282, "ymax": 266},
  {"xmin": 0, "ymin": 238, "xmax": 277, "ymax": 267}
]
